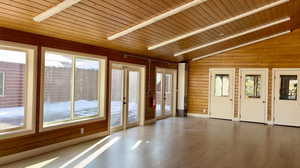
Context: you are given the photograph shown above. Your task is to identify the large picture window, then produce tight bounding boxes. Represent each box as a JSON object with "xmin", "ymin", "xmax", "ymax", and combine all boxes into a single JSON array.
[
  {"xmin": 42, "ymin": 49, "xmax": 106, "ymax": 129},
  {"xmin": 0, "ymin": 42, "xmax": 36, "ymax": 138}
]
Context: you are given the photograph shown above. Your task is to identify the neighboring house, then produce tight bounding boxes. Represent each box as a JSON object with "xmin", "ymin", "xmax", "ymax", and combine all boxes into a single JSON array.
[
  {"xmin": 0, "ymin": 56, "xmax": 99, "ymax": 109},
  {"xmin": 0, "ymin": 61, "xmax": 24, "ymax": 108}
]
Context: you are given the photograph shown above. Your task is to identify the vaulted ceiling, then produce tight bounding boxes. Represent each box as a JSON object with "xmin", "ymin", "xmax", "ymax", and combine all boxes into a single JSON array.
[{"xmin": 0, "ymin": 0, "xmax": 299, "ymax": 62}]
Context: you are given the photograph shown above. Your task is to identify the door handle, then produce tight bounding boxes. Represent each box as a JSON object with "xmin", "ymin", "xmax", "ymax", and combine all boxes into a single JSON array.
[
  {"xmin": 262, "ymin": 101, "xmax": 266, "ymax": 103},
  {"xmin": 229, "ymin": 99, "xmax": 233, "ymax": 101}
]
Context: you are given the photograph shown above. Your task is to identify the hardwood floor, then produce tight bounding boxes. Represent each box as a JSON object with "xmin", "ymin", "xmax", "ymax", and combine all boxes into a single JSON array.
[{"xmin": 2, "ymin": 117, "xmax": 300, "ymax": 168}]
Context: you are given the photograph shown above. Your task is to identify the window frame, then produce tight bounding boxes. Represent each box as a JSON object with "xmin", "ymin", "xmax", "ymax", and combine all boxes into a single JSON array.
[
  {"xmin": 0, "ymin": 71, "xmax": 4, "ymax": 96},
  {"xmin": 40, "ymin": 48, "xmax": 107, "ymax": 132},
  {"xmin": 0, "ymin": 40, "xmax": 37, "ymax": 140}
]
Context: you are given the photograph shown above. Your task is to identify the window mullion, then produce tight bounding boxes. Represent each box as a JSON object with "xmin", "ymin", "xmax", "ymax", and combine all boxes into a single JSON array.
[{"xmin": 71, "ymin": 56, "xmax": 76, "ymax": 120}]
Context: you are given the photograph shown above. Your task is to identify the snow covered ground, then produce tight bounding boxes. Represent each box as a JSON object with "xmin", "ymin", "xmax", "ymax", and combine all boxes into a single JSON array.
[
  {"xmin": 155, "ymin": 104, "xmax": 171, "ymax": 117},
  {"xmin": 0, "ymin": 100, "xmax": 171, "ymax": 130},
  {"xmin": 0, "ymin": 100, "xmax": 138, "ymax": 129}
]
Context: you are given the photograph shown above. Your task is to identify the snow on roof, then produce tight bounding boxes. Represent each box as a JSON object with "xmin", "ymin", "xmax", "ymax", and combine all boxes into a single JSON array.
[{"xmin": 0, "ymin": 50, "xmax": 99, "ymax": 70}]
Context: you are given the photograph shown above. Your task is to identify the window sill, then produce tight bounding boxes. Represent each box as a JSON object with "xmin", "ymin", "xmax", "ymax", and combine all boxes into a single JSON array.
[
  {"xmin": 0, "ymin": 128, "xmax": 35, "ymax": 140},
  {"xmin": 40, "ymin": 116, "xmax": 106, "ymax": 132}
]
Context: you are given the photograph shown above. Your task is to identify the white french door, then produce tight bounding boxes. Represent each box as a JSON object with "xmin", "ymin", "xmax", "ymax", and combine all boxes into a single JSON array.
[
  {"xmin": 273, "ymin": 69, "xmax": 300, "ymax": 126},
  {"xmin": 110, "ymin": 64, "xmax": 141, "ymax": 131},
  {"xmin": 209, "ymin": 68, "xmax": 235, "ymax": 120},
  {"xmin": 156, "ymin": 69, "xmax": 176, "ymax": 119},
  {"xmin": 240, "ymin": 68, "xmax": 268, "ymax": 123}
]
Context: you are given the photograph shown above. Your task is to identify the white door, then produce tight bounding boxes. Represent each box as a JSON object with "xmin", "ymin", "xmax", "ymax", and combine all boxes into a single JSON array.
[
  {"xmin": 274, "ymin": 69, "xmax": 300, "ymax": 126},
  {"xmin": 110, "ymin": 65, "xmax": 141, "ymax": 131},
  {"xmin": 155, "ymin": 69, "xmax": 176, "ymax": 119},
  {"xmin": 240, "ymin": 69, "xmax": 267, "ymax": 123},
  {"xmin": 209, "ymin": 68, "xmax": 235, "ymax": 120}
]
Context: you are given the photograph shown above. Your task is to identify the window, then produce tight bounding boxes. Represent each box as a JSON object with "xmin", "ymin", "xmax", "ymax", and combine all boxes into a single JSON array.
[
  {"xmin": 214, "ymin": 74, "xmax": 229, "ymax": 97},
  {"xmin": 42, "ymin": 49, "xmax": 106, "ymax": 129},
  {"xmin": 245, "ymin": 75, "xmax": 261, "ymax": 98},
  {"xmin": 0, "ymin": 43, "xmax": 36, "ymax": 138},
  {"xmin": 0, "ymin": 72, "xmax": 4, "ymax": 96},
  {"xmin": 280, "ymin": 75, "xmax": 297, "ymax": 100}
]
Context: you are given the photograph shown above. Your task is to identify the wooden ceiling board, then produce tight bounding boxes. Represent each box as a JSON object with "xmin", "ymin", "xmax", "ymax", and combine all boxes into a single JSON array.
[
  {"xmin": 185, "ymin": 21, "xmax": 291, "ymax": 60},
  {"xmin": 154, "ymin": 4, "xmax": 290, "ymax": 53},
  {"xmin": 0, "ymin": 0, "xmax": 297, "ymax": 62}
]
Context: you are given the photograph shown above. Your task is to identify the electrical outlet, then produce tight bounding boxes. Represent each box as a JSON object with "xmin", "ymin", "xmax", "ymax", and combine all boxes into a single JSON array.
[{"xmin": 80, "ymin": 128, "xmax": 84, "ymax": 134}]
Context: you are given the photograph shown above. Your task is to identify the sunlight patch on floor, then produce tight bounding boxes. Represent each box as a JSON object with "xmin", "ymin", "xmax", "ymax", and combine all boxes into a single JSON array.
[
  {"xmin": 73, "ymin": 136, "xmax": 120, "ymax": 168},
  {"xmin": 59, "ymin": 136, "xmax": 110, "ymax": 168},
  {"xmin": 131, "ymin": 140, "xmax": 143, "ymax": 151}
]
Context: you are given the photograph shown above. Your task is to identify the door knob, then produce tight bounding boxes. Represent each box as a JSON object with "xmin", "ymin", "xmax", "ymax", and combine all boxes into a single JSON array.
[
  {"xmin": 229, "ymin": 99, "xmax": 233, "ymax": 101},
  {"xmin": 262, "ymin": 101, "xmax": 266, "ymax": 103}
]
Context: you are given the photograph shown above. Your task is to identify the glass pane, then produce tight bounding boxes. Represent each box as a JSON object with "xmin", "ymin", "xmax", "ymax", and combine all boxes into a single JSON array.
[
  {"xmin": 44, "ymin": 52, "xmax": 72, "ymax": 124},
  {"xmin": 128, "ymin": 71, "xmax": 140, "ymax": 124},
  {"xmin": 0, "ymin": 49, "xmax": 26, "ymax": 130},
  {"xmin": 245, "ymin": 75, "xmax": 261, "ymax": 98},
  {"xmin": 165, "ymin": 74, "xmax": 173, "ymax": 115},
  {"xmin": 156, "ymin": 73, "xmax": 163, "ymax": 117},
  {"xmin": 280, "ymin": 75, "xmax": 297, "ymax": 100},
  {"xmin": 74, "ymin": 58, "xmax": 99, "ymax": 118},
  {"xmin": 110, "ymin": 69, "xmax": 123, "ymax": 127},
  {"xmin": 0, "ymin": 72, "xmax": 3, "ymax": 96},
  {"xmin": 214, "ymin": 74, "xmax": 229, "ymax": 97}
]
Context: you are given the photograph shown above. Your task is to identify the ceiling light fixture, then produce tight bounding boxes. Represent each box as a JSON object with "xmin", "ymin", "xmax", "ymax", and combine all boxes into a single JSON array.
[
  {"xmin": 191, "ymin": 30, "xmax": 291, "ymax": 61},
  {"xmin": 33, "ymin": 0, "xmax": 81, "ymax": 22},
  {"xmin": 148, "ymin": 0, "xmax": 289, "ymax": 50},
  {"xmin": 107, "ymin": 0, "xmax": 207, "ymax": 40},
  {"xmin": 174, "ymin": 17, "xmax": 290, "ymax": 56}
]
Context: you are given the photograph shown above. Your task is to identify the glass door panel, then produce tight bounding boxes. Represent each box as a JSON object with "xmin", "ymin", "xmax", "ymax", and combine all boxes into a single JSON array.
[
  {"xmin": 156, "ymin": 72, "xmax": 163, "ymax": 118},
  {"xmin": 127, "ymin": 70, "xmax": 140, "ymax": 124},
  {"xmin": 110, "ymin": 69, "xmax": 124, "ymax": 128},
  {"xmin": 164, "ymin": 74, "xmax": 173, "ymax": 115}
]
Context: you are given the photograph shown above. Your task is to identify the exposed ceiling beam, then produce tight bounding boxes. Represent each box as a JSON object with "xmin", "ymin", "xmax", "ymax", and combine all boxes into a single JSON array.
[
  {"xmin": 107, "ymin": 0, "xmax": 207, "ymax": 40},
  {"xmin": 148, "ymin": 0, "xmax": 289, "ymax": 50},
  {"xmin": 174, "ymin": 17, "xmax": 290, "ymax": 56},
  {"xmin": 33, "ymin": 0, "xmax": 81, "ymax": 22},
  {"xmin": 191, "ymin": 30, "xmax": 291, "ymax": 62}
]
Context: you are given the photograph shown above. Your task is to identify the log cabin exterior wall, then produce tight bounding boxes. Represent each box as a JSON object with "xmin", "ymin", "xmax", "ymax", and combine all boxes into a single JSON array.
[{"xmin": 188, "ymin": 29, "xmax": 300, "ymax": 121}]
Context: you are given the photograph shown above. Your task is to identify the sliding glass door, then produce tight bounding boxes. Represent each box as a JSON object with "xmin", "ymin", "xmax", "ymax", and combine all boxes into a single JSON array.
[{"xmin": 110, "ymin": 64, "xmax": 141, "ymax": 131}]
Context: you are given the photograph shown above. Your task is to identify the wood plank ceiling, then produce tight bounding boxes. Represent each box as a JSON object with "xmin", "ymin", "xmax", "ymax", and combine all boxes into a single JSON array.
[{"xmin": 0, "ymin": 0, "xmax": 298, "ymax": 62}]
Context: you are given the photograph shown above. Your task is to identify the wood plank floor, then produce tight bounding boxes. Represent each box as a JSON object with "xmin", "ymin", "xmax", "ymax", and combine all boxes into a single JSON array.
[{"xmin": 2, "ymin": 117, "xmax": 300, "ymax": 168}]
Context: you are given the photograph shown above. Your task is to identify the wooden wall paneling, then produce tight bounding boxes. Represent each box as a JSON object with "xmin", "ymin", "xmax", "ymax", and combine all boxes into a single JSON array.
[
  {"xmin": 187, "ymin": 29, "xmax": 300, "ymax": 121},
  {"xmin": 0, "ymin": 27, "xmax": 177, "ymax": 157}
]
